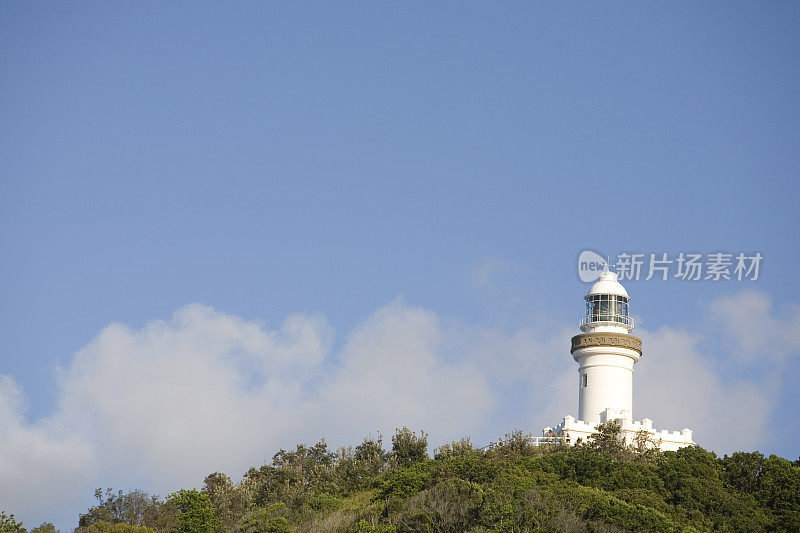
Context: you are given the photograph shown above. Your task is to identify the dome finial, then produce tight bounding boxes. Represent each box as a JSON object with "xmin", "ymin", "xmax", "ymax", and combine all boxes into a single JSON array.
[{"xmin": 604, "ymin": 254, "xmax": 615, "ymax": 274}]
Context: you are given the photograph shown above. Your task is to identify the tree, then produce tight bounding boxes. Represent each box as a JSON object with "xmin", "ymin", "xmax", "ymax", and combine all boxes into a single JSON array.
[
  {"xmin": 202, "ymin": 472, "xmax": 249, "ymax": 530},
  {"xmin": 631, "ymin": 429, "xmax": 662, "ymax": 461},
  {"xmin": 494, "ymin": 430, "xmax": 538, "ymax": 457},
  {"xmin": 237, "ymin": 509, "xmax": 291, "ymax": 533},
  {"xmin": 81, "ymin": 522, "xmax": 155, "ymax": 533},
  {"xmin": 755, "ymin": 455, "xmax": 800, "ymax": 530},
  {"xmin": 354, "ymin": 434, "xmax": 387, "ymax": 470},
  {"xmin": 29, "ymin": 524, "xmax": 58, "ymax": 533},
  {"xmin": 336, "ymin": 434, "xmax": 388, "ymax": 492},
  {"xmin": 165, "ymin": 490, "xmax": 219, "ymax": 533},
  {"xmin": 657, "ymin": 446, "xmax": 769, "ymax": 530},
  {"xmin": 270, "ymin": 439, "xmax": 337, "ymax": 495},
  {"xmin": 391, "ymin": 427, "xmax": 428, "ymax": 468},
  {"xmin": 0, "ymin": 512, "xmax": 26, "ymax": 533},
  {"xmin": 588, "ymin": 421, "xmax": 627, "ymax": 458},
  {"xmin": 79, "ymin": 489, "xmax": 162, "ymax": 528},
  {"xmin": 434, "ymin": 437, "xmax": 477, "ymax": 460},
  {"xmin": 721, "ymin": 451, "xmax": 765, "ymax": 494}
]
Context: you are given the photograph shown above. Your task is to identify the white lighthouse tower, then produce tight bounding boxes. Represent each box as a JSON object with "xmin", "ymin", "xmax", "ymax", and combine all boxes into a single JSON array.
[
  {"xmin": 546, "ymin": 266, "xmax": 695, "ymax": 451},
  {"xmin": 574, "ymin": 268, "xmax": 639, "ymax": 425}
]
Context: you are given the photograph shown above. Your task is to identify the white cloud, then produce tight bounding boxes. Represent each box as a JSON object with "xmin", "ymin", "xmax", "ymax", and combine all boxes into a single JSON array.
[
  {"xmin": 707, "ymin": 289, "xmax": 800, "ymax": 362},
  {"xmin": 465, "ymin": 257, "xmax": 516, "ymax": 290},
  {"xmin": 461, "ymin": 325, "xmax": 575, "ymax": 431},
  {"xmin": 0, "ymin": 290, "xmax": 795, "ymax": 528},
  {"xmin": 0, "ymin": 301, "xmax": 499, "ymax": 528},
  {"xmin": 635, "ymin": 327, "xmax": 773, "ymax": 453},
  {"xmin": 315, "ymin": 301, "xmax": 494, "ymax": 443},
  {"xmin": 633, "ymin": 288, "xmax": 800, "ymax": 453},
  {"xmin": 0, "ymin": 375, "xmax": 94, "ymax": 524}
]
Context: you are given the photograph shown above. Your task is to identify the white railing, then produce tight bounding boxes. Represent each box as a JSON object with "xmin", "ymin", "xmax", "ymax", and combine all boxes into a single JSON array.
[
  {"xmin": 578, "ymin": 314, "xmax": 634, "ymax": 330},
  {"xmin": 478, "ymin": 436, "xmax": 570, "ymax": 451},
  {"xmin": 531, "ymin": 436, "xmax": 570, "ymax": 446}
]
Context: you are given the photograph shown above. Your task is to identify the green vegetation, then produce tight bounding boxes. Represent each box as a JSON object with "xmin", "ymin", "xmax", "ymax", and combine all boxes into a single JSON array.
[
  {"xmin": 4, "ymin": 424, "xmax": 800, "ymax": 532},
  {"xmin": 0, "ymin": 513, "xmax": 27, "ymax": 533}
]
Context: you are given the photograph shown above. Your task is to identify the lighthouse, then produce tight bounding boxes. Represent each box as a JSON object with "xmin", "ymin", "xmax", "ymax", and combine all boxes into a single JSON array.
[
  {"xmin": 545, "ymin": 266, "xmax": 695, "ymax": 451},
  {"xmin": 574, "ymin": 268, "xmax": 640, "ymax": 425}
]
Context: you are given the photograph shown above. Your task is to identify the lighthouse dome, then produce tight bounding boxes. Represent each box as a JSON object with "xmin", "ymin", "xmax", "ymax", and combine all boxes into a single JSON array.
[{"xmin": 587, "ymin": 270, "xmax": 629, "ymax": 298}]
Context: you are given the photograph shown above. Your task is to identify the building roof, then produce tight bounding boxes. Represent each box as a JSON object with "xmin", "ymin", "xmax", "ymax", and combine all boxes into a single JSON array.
[{"xmin": 586, "ymin": 270, "xmax": 629, "ymax": 298}]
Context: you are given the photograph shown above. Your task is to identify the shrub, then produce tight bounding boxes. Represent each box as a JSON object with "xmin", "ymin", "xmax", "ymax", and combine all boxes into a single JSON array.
[{"xmin": 391, "ymin": 428, "xmax": 428, "ymax": 468}]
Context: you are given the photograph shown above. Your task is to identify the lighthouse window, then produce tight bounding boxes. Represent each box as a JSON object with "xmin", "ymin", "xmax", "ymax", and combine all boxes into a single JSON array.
[
  {"xmin": 582, "ymin": 374, "xmax": 588, "ymax": 387},
  {"xmin": 586, "ymin": 295, "xmax": 630, "ymax": 324}
]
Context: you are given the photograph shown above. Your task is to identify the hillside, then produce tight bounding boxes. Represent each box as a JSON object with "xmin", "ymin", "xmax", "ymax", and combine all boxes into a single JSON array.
[{"xmin": 4, "ymin": 424, "xmax": 800, "ymax": 533}]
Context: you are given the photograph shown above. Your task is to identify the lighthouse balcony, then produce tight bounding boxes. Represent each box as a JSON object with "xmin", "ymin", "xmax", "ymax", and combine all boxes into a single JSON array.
[{"xmin": 578, "ymin": 314, "xmax": 634, "ymax": 331}]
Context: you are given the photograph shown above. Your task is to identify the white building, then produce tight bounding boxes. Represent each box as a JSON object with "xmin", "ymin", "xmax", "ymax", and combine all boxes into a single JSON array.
[{"xmin": 542, "ymin": 269, "xmax": 694, "ymax": 451}]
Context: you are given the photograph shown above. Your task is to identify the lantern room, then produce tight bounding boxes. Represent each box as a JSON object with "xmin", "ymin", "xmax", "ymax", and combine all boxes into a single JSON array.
[{"xmin": 579, "ymin": 269, "xmax": 634, "ymax": 331}]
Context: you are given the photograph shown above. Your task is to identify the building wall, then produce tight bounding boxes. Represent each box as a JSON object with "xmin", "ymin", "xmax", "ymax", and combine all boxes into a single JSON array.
[
  {"xmin": 575, "ymin": 346, "xmax": 639, "ymax": 424},
  {"xmin": 549, "ymin": 413, "xmax": 694, "ymax": 452}
]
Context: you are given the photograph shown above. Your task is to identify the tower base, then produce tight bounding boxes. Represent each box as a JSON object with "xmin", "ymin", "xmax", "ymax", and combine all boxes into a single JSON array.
[{"xmin": 542, "ymin": 409, "xmax": 694, "ymax": 452}]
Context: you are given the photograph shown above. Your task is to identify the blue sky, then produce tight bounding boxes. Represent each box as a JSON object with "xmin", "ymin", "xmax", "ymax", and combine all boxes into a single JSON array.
[{"xmin": 1, "ymin": 1, "xmax": 800, "ymax": 528}]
